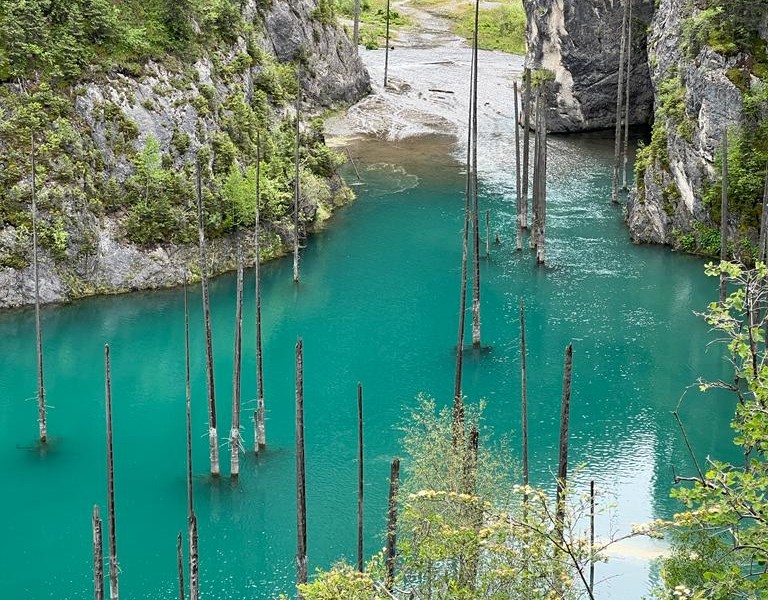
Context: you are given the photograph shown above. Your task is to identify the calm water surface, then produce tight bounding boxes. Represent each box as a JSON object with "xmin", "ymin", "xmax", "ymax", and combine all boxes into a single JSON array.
[{"xmin": 0, "ymin": 132, "xmax": 737, "ymax": 598}]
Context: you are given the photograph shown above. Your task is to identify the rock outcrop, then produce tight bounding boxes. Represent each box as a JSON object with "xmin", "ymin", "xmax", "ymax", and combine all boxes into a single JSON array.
[
  {"xmin": 626, "ymin": 0, "xmax": 757, "ymax": 247},
  {"xmin": 0, "ymin": 0, "xmax": 370, "ymax": 309},
  {"xmin": 523, "ymin": 0, "xmax": 655, "ymax": 132}
]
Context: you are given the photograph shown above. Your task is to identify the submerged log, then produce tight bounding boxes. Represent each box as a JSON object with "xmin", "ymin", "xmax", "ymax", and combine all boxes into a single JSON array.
[{"xmin": 196, "ymin": 161, "xmax": 220, "ymax": 477}]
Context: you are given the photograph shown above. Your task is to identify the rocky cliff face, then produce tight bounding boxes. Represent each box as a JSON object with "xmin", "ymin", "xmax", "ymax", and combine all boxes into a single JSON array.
[
  {"xmin": 523, "ymin": 0, "xmax": 655, "ymax": 132},
  {"xmin": 0, "ymin": 0, "xmax": 370, "ymax": 309},
  {"xmin": 626, "ymin": 0, "xmax": 760, "ymax": 247}
]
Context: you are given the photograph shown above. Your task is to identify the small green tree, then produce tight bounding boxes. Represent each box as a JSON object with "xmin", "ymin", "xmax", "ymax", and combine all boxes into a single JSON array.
[{"xmin": 660, "ymin": 262, "xmax": 768, "ymax": 599}]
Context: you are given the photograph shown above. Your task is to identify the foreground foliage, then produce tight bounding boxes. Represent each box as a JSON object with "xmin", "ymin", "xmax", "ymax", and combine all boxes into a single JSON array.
[
  {"xmin": 295, "ymin": 397, "xmax": 642, "ymax": 599},
  {"xmin": 659, "ymin": 262, "xmax": 768, "ymax": 598}
]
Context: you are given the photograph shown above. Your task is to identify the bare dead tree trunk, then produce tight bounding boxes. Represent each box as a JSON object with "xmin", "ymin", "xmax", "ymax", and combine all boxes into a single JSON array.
[
  {"xmin": 536, "ymin": 92, "xmax": 548, "ymax": 265},
  {"xmin": 531, "ymin": 87, "xmax": 541, "ymax": 251},
  {"xmin": 230, "ymin": 234, "xmax": 244, "ymax": 477},
  {"xmin": 294, "ymin": 64, "xmax": 302, "ymax": 285},
  {"xmin": 357, "ymin": 382, "xmax": 365, "ymax": 572},
  {"xmin": 462, "ymin": 427, "xmax": 481, "ymax": 590},
  {"xmin": 255, "ymin": 137, "xmax": 266, "ymax": 452},
  {"xmin": 520, "ymin": 300, "xmax": 529, "ymax": 497},
  {"xmin": 589, "ymin": 480, "xmax": 595, "ymax": 594},
  {"xmin": 470, "ymin": 0, "xmax": 481, "ymax": 348},
  {"xmin": 759, "ymin": 168, "xmax": 768, "ymax": 263},
  {"xmin": 31, "ymin": 133, "xmax": 46, "ymax": 444},
  {"xmin": 720, "ymin": 130, "xmax": 729, "ymax": 305},
  {"xmin": 93, "ymin": 505, "xmax": 104, "ymax": 600},
  {"xmin": 621, "ymin": 0, "xmax": 633, "ymax": 191},
  {"xmin": 189, "ymin": 515, "xmax": 199, "ymax": 600},
  {"xmin": 514, "ymin": 81, "xmax": 522, "ymax": 251},
  {"xmin": 177, "ymin": 532, "xmax": 185, "ymax": 600},
  {"xmin": 196, "ymin": 161, "xmax": 220, "ymax": 477},
  {"xmin": 521, "ymin": 68, "xmax": 531, "ymax": 229},
  {"xmin": 555, "ymin": 343, "xmax": 573, "ymax": 541},
  {"xmin": 104, "ymin": 344, "xmax": 119, "ymax": 600},
  {"xmin": 611, "ymin": 0, "xmax": 630, "ymax": 204},
  {"xmin": 485, "ymin": 209, "xmax": 491, "ymax": 257},
  {"xmin": 295, "ymin": 339, "xmax": 308, "ymax": 591},
  {"xmin": 384, "ymin": 0, "xmax": 391, "ymax": 88},
  {"xmin": 385, "ymin": 457, "xmax": 401, "ymax": 592},
  {"xmin": 353, "ymin": 0, "xmax": 361, "ymax": 48},
  {"xmin": 183, "ymin": 283, "xmax": 199, "ymax": 600},
  {"xmin": 453, "ymin": 30, "xmax": 476, "ymax": 445}
]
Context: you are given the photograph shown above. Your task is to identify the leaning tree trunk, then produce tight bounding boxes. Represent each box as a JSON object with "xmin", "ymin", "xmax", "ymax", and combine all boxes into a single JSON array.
[
  {"xmin": 31, "ymin": 133, "xmax": 47, "ymax": 444},
  {"xmin": 611, "ymin": 0, "xmax": 630, "ymax": 204},
  {"xmin": 195, "ymin": 161, "xmax": 219, "ymax": 477},
  {"xmin": 104, "ymin": 345, "xmax": 119, "ymax": 600},
  {"xmin": 470, "ymin": 0, "xmax": 482, "ymax": 348}
]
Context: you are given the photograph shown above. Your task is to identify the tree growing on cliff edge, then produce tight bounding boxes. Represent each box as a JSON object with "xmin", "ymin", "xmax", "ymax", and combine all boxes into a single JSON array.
[{"xmin": 659, "ymin": 262, "xmax": 768, "ymax": 599}]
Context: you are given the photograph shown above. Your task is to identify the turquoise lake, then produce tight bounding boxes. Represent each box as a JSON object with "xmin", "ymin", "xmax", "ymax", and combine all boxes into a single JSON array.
[{"xmin": 0, "ymin": 132, "xmax": 738, "ymax": 598}]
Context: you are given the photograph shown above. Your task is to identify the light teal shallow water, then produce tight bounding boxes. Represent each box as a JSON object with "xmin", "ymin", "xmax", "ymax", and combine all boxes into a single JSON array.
[{"xmin": 0, "ymin": 132, "xmax": 737, "ymax": 598}]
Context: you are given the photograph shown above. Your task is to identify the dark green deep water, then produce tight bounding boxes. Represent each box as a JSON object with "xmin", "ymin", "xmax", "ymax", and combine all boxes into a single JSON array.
[{"xmin": 0, "ymin": 133, "xmax": 738, "ymax": 598}]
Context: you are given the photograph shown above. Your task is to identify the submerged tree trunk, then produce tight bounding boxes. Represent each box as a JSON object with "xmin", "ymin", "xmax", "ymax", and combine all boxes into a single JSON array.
[
  {"xmin": 536, "ymin": 91, "xmax": 548, "ymax": 265},
  {"xmin": 514, "ymin": 81, "xmax": 522, "ymax": 251},
  {"xmin": 385, "ymin": 457, "xmax": 401, "ymax": 592},
  {"xmin": 555, "ymin": 343, "xmax": 573, "ymax": 540},
  {"xmin": 470, "ymin": 0, "xmax": 482, "ymax": 348},
  {"xmin": 196, "ymin": 161, "xmax": 219, "ymax": 477},
  {"xmin": 520, "ymin": 301, "xmax": 529, "ymax": 496},
  {"xmin": 255, "ymin": 139, "xmax": 266, "ymax": 452},
  {"xmin": 621, "ymin": 0, "xmax": 633, "ymax": 192},
  {"xmin": 357, "ymin": 382, "xmax": 364, "ymax": 572},
  {"xmin": 294, "ymin": 65, "xmax": 302, "ymax": 284},
  {"xmin": 31, "ymin": 133, "xmax": 46, "ymax": 444},
  {"xmin": 93, "ymin": 505, "xmax": 104, "ymax": 600},
  {"xmin": 720, "ymin": 131, "xmax": 729, "ymax": 305},
  {"xmin": 230, "ymin": 236, "xmax": 244, "ymax": 477},
  {"xmin": 295, "ymin": 339, "xmax": 308, "ymax": 590},
  {"xmin": 521, "ymin": 68, "xmax": 532, "ymax": 229},
  {"xmin": 183, "ymin": 283, "xmax": 199, "ymax": 600},
  {"xmin": 177, "ymin": 532, "xmax": 185, "ymax": 600},
  {"xmin": 104, "ymin": 345, "xmax": 119, "ymax": 600},
  {"xmin": 611, "ymin": 0, "xmax": 630, "ymax": 204}
]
